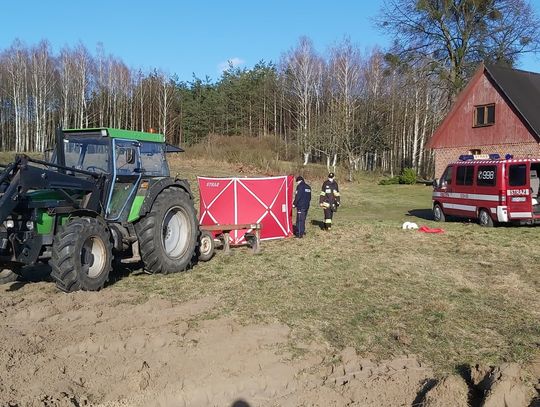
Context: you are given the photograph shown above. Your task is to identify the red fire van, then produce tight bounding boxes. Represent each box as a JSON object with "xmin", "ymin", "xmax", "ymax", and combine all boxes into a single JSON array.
[{"xmin": 432, "ymin": 154, "xmax": 540, "ymax": 226}]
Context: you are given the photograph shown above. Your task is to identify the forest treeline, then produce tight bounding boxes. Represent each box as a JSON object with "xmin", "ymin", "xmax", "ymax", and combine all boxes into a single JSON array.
[
  {"xmin": 1, "ymin": 0, "xmax": 538, "ymax": 178},
  {"xmin": 0, "ymin": 39, "xmax": 446, "ymax": 178}
]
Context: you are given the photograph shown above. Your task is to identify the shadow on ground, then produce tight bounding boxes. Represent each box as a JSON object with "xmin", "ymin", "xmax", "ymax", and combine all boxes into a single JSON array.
[
  {"xmin": 6, "ymin": 263, "xmax": 53, "ymax": 291},
  {"xmin": 5, "ymin": 261, "xmax": 144, "ymax": 291},
  {"xmin": 310, "ymin": 219, "xmax": 326, "ymax": 230},
  {"xmin": 407, "ymin": 209, "xmax": 434, "ymax": 221}
]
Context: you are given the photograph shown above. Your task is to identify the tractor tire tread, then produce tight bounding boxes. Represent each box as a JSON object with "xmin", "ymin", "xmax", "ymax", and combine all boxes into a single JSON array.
[
  {"xmin": 135, "ymin": 187, "xmax": 198, "ymax": 274},
  {"xmin": 0, "ymin": 268, "xmax": 20, "ymax": 284},
  {"xmin": 50, "ymin": 217, "xmax": 113, "ymax": 292}
]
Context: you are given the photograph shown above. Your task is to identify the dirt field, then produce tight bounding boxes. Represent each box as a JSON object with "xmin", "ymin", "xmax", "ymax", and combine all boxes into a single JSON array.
[
  {"xmin": 1, "ymin": 157, "xmax": 539, "ymax": 406},
  {"xmin": 1, "ymin": 281, "xmax": 538, "ymax": 406}
]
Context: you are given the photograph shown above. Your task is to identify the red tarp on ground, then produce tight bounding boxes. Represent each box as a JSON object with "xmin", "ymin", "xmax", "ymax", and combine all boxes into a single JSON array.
[{"xmin": 198, "ymin": 176, "xmax": 294, "ymax": 244}]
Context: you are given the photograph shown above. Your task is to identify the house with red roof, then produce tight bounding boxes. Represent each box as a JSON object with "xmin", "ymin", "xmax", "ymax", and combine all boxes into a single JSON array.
[{"xmin": 427, "ymin": 64, "xmax": 540, "ymax": 177}]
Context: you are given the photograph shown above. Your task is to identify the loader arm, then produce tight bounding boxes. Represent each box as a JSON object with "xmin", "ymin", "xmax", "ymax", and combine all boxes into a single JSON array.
[{"xmin": 0, "ymin": 155, "xmax": 106, "ymax": 224}]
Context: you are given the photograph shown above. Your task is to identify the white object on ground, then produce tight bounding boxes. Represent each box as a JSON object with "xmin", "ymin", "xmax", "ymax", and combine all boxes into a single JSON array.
[{"xmin": 402, "ymin": 221, "xmax": 419, "ymax": 230}]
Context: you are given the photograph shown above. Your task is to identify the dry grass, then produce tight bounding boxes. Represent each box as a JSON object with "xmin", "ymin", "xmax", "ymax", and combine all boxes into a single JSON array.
[
  {"xmin": 116, "ymin": 156, "xmax": 540, "ymax": 374},
  {"xmin": 181, "ymin": 134, "xmax": 335, "ymax": 181},
  {"xmin": 0, "ymin": 151, "xmax": 41, "ymax": 163},
  {"xmin": 2, "ymin": 147, "xmax": 538, "ymax": 373}
]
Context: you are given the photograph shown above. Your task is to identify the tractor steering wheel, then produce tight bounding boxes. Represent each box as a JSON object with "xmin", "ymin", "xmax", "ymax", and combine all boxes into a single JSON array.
[{"xmin": 86, "ymin": 165, "xmax": 107, "ymax": 174}]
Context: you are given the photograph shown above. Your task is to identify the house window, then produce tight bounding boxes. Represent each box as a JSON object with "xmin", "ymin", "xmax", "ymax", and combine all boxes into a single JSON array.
[
  {"xmin": 469, "ymin": 149, "xmax": 481, "ymax": 155},
  {"xmin": 474, "ymin": 104, "xmax": 495, "ymax": 127}
]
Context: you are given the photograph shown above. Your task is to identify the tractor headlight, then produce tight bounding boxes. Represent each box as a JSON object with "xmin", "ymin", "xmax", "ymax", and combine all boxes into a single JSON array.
[
  {"xmin": 25, "ymin": 221, "xmax": 34, "ymax": 231},
  {"xmin": 4, "ymin": 220, "xmax": 14, "ymax": 229}
]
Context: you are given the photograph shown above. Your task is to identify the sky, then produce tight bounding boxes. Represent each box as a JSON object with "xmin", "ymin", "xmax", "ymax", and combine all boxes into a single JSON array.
[{"xmin": 1, "ymin": 0, "xmax": 540, "ymax": 82}]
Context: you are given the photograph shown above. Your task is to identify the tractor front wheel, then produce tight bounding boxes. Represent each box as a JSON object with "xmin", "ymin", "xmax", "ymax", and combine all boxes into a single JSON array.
[
  {"xmin": 0, "ymin": 268, "xmax": 18, "ymax": 284},
  {"xmin": 50, "ymin": 217, "xmax": 113, "ymax": 292},
  {"xmin": 135, "ymin": 187, "xmax": 198, "ymax": 274}
]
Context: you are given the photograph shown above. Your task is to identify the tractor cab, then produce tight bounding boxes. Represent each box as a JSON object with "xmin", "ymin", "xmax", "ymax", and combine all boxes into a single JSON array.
[
  {"xmin": 52, "ymin": 128, "xmax": 170, "ymax": 221},
  {"xmin": 0, "ymin": 128, "xmax": 198, "ymax": 291}
]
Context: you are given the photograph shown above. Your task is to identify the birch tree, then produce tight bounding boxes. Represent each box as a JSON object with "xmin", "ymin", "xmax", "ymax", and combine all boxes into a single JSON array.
[
  {"xmin": 4, "ymin": 42, "xmax": 29, "ymax": 151},
  {"xmin": 328, "ymin": 39, "xmax": 362, "ymax": 180},
  {"xmin": 29, "ymin": 41, "xmax": 55, "ymax": 151},
  {"xmin": 281, "ymin": 37, "xmax": 323, "ymax": 165}
]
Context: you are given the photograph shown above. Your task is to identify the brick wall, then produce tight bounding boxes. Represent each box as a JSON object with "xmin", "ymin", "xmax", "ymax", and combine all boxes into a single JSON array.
[{"xmin": 433, "ymin": 142, "xmax": 540, "ymax": 177}]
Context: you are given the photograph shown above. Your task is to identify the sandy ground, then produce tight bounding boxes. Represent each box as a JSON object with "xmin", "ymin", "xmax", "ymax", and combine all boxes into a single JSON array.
[{"xmin": 1, "ymin": 281, "xmax": 538, "ymax": 407}]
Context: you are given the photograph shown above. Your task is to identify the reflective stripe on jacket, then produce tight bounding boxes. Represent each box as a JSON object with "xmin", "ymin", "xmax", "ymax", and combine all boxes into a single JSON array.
[{"xmin": 319, "ymin": 180, "xmax": 340, "ymax": 205}]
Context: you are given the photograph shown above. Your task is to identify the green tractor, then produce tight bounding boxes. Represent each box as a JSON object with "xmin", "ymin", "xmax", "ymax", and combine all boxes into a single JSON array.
[{"xmin": 0, "ymin": 128, "xmax": 199, "ymax": 291}]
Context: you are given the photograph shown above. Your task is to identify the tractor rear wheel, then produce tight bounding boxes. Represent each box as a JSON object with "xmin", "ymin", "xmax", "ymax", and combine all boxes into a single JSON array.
[
  {"xmin": 50, "ymin": 217, "xmax": 113, "ymax": 292},
  {"xmin": 135, "ymin": 187, "xmax": 198, "ymax": 274},
  {"xmin": 0, "ymin": 268, "xmax": 18, "ymax": 284}
]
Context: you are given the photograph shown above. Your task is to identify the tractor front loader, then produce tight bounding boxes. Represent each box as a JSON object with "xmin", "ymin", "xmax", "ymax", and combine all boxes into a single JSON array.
[{"xmin": 0, "ymin": 128, "xmax": 199, "ymax": 291}]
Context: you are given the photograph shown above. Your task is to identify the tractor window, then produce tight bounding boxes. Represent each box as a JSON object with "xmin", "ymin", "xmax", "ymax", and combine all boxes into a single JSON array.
[
  {"xmin": 63, "ymin": 137, "xmax": 110, "ymax": 173},
  {"xmin": 509, "ymin": 164, "xmax": 527, "ymax": 186},
  {"xmin": 115, "ymin": 141, "xmax": 139, "ymax": 175},
  {"xmin": 140, "ymin": 142, "xmax": 169, "ymax": 176}
]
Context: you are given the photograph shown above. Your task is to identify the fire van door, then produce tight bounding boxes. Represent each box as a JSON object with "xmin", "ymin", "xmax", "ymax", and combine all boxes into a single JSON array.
[{"xmin": 506, "ymin": 163, "xmax": 532, "ymax": 219}]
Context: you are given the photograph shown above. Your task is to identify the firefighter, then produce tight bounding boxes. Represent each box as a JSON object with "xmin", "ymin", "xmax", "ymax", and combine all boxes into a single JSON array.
[
  {"xmin": 319, "ymin": 172, "xmax": 340, "ymax": 230},
  {"xmin": 293, "ymin": 176, "xmax": 311, "ymax": 238}
]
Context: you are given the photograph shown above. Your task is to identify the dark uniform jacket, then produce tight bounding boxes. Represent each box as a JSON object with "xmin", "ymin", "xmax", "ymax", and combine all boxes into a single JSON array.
[
  {"xmin": 319, "ymin": 179, "xmax": 340, "ymax": 209},
  {"xmin": 293, "ymin": 181, "xmax": 311, "ymax": 211}
]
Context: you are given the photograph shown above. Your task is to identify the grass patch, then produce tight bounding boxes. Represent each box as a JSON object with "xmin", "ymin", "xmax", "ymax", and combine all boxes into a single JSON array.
[
  {"xmin": 4, "ymin": 148, "xmax": 536, "ymax": 373},
  {"xmin": 114, "ymin": 157, "xmax": 540, "ymax": 373}
]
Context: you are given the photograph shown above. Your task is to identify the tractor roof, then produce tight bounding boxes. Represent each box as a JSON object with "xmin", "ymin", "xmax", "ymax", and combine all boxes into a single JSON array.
[{"xmin": 63, "ymin": 128, "xmax": 165, "ymax": 143}]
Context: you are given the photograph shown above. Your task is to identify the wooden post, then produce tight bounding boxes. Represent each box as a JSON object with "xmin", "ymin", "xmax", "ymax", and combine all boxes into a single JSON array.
[
  {"xmin": 253, "ymin": 227, "xmax": 261, "ymax": 254},
  {"xmin": 223, "ymin": 232, "xmax": 230, "ymax": 255}
]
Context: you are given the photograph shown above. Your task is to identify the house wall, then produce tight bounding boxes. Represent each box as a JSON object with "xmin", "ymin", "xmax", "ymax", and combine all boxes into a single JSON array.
[
  {"xmin": 434, "ymin": 142, "xmax": 540, "ymax": 177},
  {"xmin": 431, "ymin": 71, "xmax": 539, "ymax": 176}
]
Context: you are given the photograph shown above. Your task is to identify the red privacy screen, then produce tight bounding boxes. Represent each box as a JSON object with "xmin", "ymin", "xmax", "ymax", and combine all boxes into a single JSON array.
[{"xmin": 198, "ymin": 176, "xmax": 294, "ymax": 244}]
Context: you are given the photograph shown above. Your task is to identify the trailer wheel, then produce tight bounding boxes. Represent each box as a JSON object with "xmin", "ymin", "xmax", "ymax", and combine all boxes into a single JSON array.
[
  {"xmin": 478, "ymin": 209, "xmax": 494, "ymax": 227},
  {"xmin": 198, "ymin": 231, "xmax": 215, "ymax": 262},
  {"xmin": 135, "ymin": 187, "xmax": 198, "ymax": 274},
  {"xmin": 50, "ymin": 217, "xmax": 113, "ymax": 292},
  {"xmin": 433, "ymin": 203, "xmax": 446, "ymax": 222},
  {"xmin": 0, "ymin": 268, "xmax": 18, "ymax": 284}
]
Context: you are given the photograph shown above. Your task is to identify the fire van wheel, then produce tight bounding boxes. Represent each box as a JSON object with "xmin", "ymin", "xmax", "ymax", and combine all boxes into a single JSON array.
[
  {"xmin": 0, "ymin": 268, "xmax": 18, "ymax": 284},
  {"xmin": 135, "ymin": 187, "xmax": 198, "ymax": 274},
  {"xmin": 198, "ymin": 230, "xmax": 215, "ymax": 262},
  {"xmin": 50, "ymin": 217, "xmax": 113, "ymax": 292},
  {"xmin": 478, "ymin": 209, "xmax": 494, "ymax": 227},
  {"xmin": 433, "ymin": 203, "xmax": 446, "ymax": 222}
]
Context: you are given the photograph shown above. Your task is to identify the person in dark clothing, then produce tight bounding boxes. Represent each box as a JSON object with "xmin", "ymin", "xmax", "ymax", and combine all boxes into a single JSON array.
[
  {"xmin": 293, "ymin": 176, "xmax": 311, "ymax": 238},
  {"xmin": 319, "ymin": 172, "xmax": 340, "ymax": 230}
]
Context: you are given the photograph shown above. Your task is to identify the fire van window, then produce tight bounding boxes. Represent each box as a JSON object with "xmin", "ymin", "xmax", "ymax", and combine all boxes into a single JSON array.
[
  {"xmin": 477, "ymin": 165, "xmax": 497, "ymax": 187},
  {"xmin": 509, "ymin": 164, "xmax": 527, "ymax": 186},
  {"xmin": 456, "ymin": 166, "xmax": 474, "ymax": 186},
  {"xmin": 443, "ymin": 166, "xmax": 453, "ymax": 185}
]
